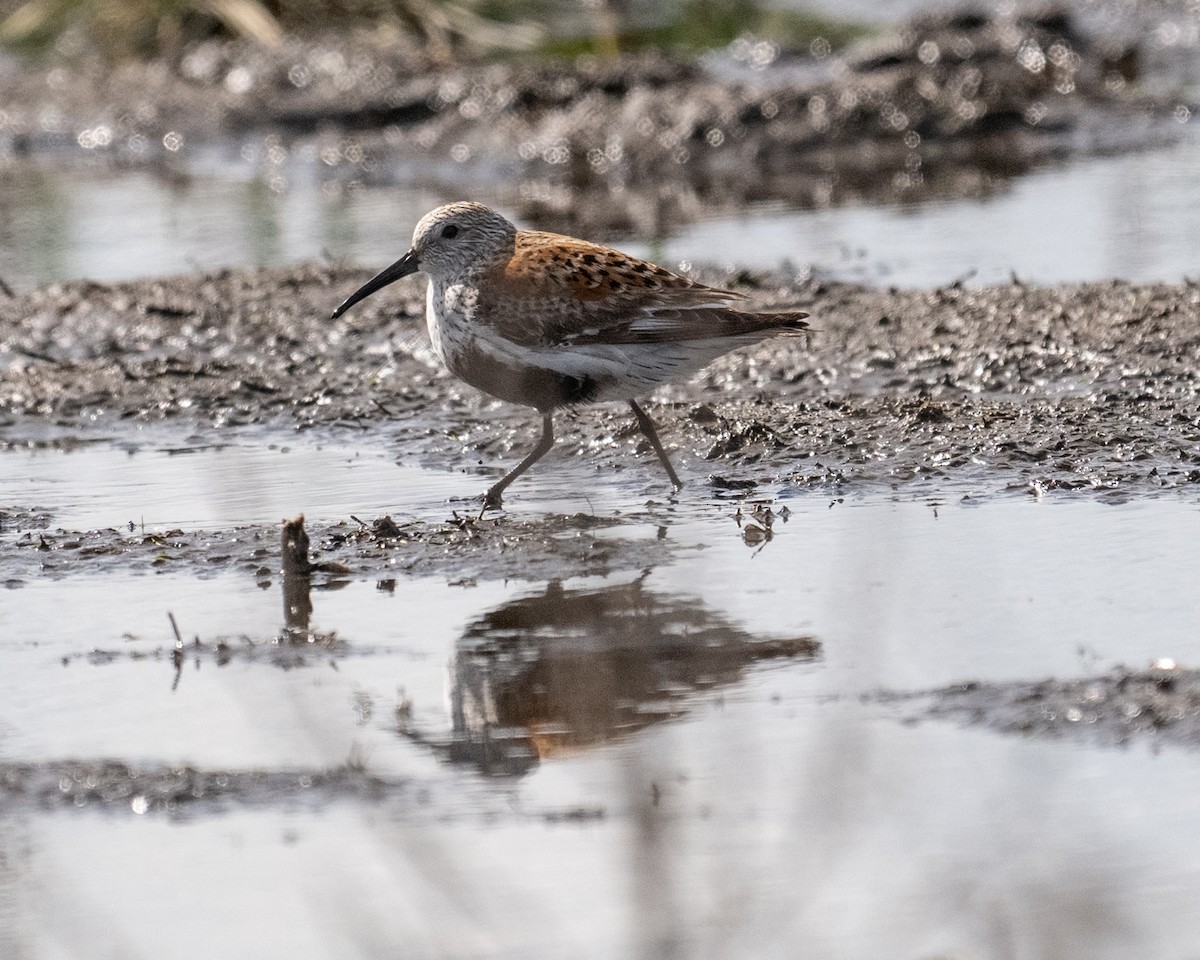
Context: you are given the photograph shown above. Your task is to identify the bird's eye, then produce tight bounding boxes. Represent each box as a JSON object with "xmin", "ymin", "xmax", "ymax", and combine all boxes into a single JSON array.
[{"xmin": 441, "ymin": 225, "xmax": 459, "ymax": 239}]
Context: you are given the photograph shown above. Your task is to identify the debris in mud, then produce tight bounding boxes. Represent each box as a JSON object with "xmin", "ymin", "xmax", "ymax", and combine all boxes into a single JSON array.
[
  {"xmin": 280, "ymin": 513, "xmax": 349, "ymax": 643},
  {"xmin": 882, "ymin": 660, "xmax": 1200, "ymax": 749},
  {"xmin": 363, "ymin": 515, "xmax": 405, "ymax": 539},
  {"xmin": 1, "ymin": 266, "xmax": 1198, "ymax": 522},
  {"xmin": 0, "ymin": 758, "xmax": 412, "ymax": 814},
  {"xmin": 0, "ymin": 509, "xmax": 682, "ymax": 583},
  {"xmin": 282, "ymin": 513, "xmax": 350, "ymax": 576},
  {"xmin": 734, "ymin": 501, "xmax": 783, "ymax": 547}
]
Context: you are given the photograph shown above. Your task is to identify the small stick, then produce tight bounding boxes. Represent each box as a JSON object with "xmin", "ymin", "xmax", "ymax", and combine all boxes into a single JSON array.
[{"xmin": 168, "ymin": 612, "xmax": 185, "ymax": 691}]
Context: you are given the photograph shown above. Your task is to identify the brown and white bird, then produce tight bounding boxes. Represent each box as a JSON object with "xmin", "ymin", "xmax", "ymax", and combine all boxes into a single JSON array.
[{"xmin": 332, "ymin": 202, "xmax": 808, "ymax": 510}]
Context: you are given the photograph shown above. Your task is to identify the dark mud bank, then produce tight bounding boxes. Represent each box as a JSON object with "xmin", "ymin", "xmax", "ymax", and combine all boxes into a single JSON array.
[
  {"xmin": 886, "ymin": 662, "xmax": 1200, "ymax": 751},
  {"xmin": 2, "ymin": 263, "xmax": 1197, "ymax": 502},
  {"xmin": 0, "ymin": 510, "xmax": 684, "ymax": 584}
]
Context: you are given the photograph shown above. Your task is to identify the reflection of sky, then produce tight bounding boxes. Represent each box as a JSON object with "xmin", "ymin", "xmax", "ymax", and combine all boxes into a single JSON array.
[
  {"xmin": 0, "ymin": 442, "xmax": 477, "ymax": 531},
  {"xmin": 1, "ymin": 136, "xmax": 1196, "ymax": 291},
  {"xmin": 4, "ymin": 425, "xmax": 1200, "ymax": 960},
  {"xmin": 649, "ymin": 134, "xmax": 1200, "ymax": 287},
  {"xmin": 5, "ymin": 491, "xmax": 1200, "ymax": 957},
  {"xmin": 5, "ymin": 445, "xmax": 1200, "ymax": 764}
]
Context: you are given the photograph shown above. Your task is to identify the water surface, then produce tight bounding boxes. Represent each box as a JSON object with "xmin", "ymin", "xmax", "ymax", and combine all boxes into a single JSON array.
[
  {"xmin": 4, "ymin": 431, "xmax": 1200, "ymax": 956},
  {"xmin": 3, "ymin": 136, "xmax": 1197, "ymax": 292},
  {"xmin": 3, "ymin": 441, "xmax": 1200, "ymax": 956}
]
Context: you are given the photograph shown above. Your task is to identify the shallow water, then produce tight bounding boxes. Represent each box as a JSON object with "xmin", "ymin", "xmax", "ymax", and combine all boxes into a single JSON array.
[
  {"xmin": 3, "ymin": 433, "xmax": 1200, "ymax": 956},
  {"xmin": 2, "ymin": 134, "xmax": 1198, "ymax": 292},
  {"xmin": 14, "ymin": 727, "xmax": 1200, "ymax": 960},
  {"xmin": 0, "ymin": 438, "xmax": 479, "ymax": 530},
  {"xmin": 663, "ymin": 135, "xmax": 1200, "ymax": 286}
]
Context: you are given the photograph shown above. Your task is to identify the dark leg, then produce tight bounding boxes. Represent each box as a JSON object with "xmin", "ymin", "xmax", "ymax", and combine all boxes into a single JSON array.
[
  {"xmin": 629, "ymin": 399, "xmax": 683, "ymax": 492},
  {"xmin": 482, "ymin": 412, "xmax": 555, "ymax": 513}
]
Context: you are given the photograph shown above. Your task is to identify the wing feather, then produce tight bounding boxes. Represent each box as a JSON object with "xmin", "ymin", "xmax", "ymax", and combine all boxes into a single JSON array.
[{"xmin": 481, "ymin": 231, "xmax": 792, "ymax": 347}]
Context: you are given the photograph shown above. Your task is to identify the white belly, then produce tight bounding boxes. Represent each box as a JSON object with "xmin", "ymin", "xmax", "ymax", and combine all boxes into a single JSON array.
[{"xmin": 423, "ymin": 279, "xmax": 765, "ymax": 407}]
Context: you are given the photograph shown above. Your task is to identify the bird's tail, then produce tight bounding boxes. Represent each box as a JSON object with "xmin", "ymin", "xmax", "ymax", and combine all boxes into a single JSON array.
[{"xmin": 754, "ymin": 311, "xmax": 810, "ymax": 333}]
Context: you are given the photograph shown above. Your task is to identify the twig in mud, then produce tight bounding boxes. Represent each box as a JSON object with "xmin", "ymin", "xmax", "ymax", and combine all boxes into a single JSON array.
[
  {"xmin": 14, "ymin": 346, "xmax": 56, "ymax": 363},
  {"xmin": 282, "ymin": 514, "xmax": 350, "ymax": 574},
  {"xmin": 282, "ymin": 516, "xmax": 314, "ymax": 635},
  {"xmin": 168, "ymin": 612, "xmax": 184, "ymax": 691},
  {"xmin": 0, "ymin": 275, "xmax": 14, "ymax": 298},
  {"xmin": 281, "ymin": 515, "xmax": 313, "ymax": 576},
  {"xmin": 449, "ymin": 510, "xmax": 476, "ymax": 538},
  {"xmin": 943, "ymin": 268, "xmax": 977, "ymax": 290}
]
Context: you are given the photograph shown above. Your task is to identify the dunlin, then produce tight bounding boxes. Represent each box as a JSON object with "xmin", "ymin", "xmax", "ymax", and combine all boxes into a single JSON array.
[{"xmin": 332, "ymin": 202, "xmax": 808, "ymax": 510}]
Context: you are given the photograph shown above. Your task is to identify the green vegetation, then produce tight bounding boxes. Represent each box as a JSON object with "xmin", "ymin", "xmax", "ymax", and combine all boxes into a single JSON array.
[
  {"xmin": 533, "ymin": 0, "xmax": 873, "ymax": 59},
  {"xmin": 0, "ymin": 0, "xmax": 869, "ymax": 62},
  {"xmin": 0, "ymin": 0, "xmax": 541, "ymax": 59},
  {"xmin": 0, "ymin": 0, "xmax": 285, "ymax": 57}
]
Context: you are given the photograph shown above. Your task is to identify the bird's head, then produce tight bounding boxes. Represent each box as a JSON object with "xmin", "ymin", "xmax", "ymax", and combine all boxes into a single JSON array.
[{"xmin": 331, "ymin": 202, "xmax": 516, "ymax": 319}]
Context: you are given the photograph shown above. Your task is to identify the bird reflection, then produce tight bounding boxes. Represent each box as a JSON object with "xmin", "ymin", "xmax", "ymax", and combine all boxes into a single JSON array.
[{"xmin": 400, "ymin": 574, "xmax": 820, "ymax": 776}]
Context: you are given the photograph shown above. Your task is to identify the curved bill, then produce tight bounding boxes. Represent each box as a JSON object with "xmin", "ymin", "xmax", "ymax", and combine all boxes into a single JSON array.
[{"xmin": 331, "ymin": 248, "xmax": 420, "ymax": 319}]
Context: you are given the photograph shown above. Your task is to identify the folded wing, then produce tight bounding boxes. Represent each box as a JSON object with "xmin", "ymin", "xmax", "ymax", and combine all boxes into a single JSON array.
[{"xmin": 481, "ymin": 231, "xmax": 806, "ymax": 347}]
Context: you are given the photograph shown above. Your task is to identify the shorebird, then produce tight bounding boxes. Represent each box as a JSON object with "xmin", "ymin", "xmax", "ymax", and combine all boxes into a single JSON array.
[{"xmin": 332, "ymin": 202, "xmax": 808, "ymax": 511}]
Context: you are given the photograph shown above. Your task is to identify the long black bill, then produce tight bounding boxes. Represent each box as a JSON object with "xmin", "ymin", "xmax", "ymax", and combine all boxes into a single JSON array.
[{"xmin": 331, "ymin": 248, "xmax": 420, "ymax": 319}]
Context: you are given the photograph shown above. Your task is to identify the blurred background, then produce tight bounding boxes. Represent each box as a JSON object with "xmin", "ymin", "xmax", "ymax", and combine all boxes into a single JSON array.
[{"xmin": 1, "ymin": 0, "xmax": 1197, "ymax": 292}]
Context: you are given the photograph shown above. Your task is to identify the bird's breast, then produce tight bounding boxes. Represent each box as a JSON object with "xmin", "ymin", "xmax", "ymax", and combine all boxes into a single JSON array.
[
  {"xmin": 424, "ymin": 279, "xmax": 602, "ymax": 411},
  {"xmin": 425, "ymin": 280, "xmax": 478, "ymax": 368}
]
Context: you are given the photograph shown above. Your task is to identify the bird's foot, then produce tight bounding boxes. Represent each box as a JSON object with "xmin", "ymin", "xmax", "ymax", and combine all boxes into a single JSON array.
[{"xmin": 478, "ymin": 487, "xmax": 504, "ymax": 519}]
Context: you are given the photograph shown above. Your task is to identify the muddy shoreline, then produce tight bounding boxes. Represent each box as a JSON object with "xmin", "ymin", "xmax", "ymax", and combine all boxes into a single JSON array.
[
  {"xmin": 4, "ymin": 265, "xmax": 1197, "ymax": 487},
  {"xmin": 2, "ymin": 262, "xmax": 1197, "ymax": 592},
  {"xmin": 880, "ymin": 662, "xmax": 1200, "ymax": 750}
]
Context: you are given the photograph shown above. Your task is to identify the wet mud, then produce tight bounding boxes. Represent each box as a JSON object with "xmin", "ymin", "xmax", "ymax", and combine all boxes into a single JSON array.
[
  {"xmin": 0, "ymin": 506, "xmax": 683, "ymax": 584},
  {"xmin": 885, "ymin": 661, "xmax": 1200, "ymax": 751},
  {"xmin": 0, "ymin": 759, "xmax": 416, "ymax": 816},
  {"xmin": 2, "ymin": 264, "xmax": 1197, "ymax": 537}
]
